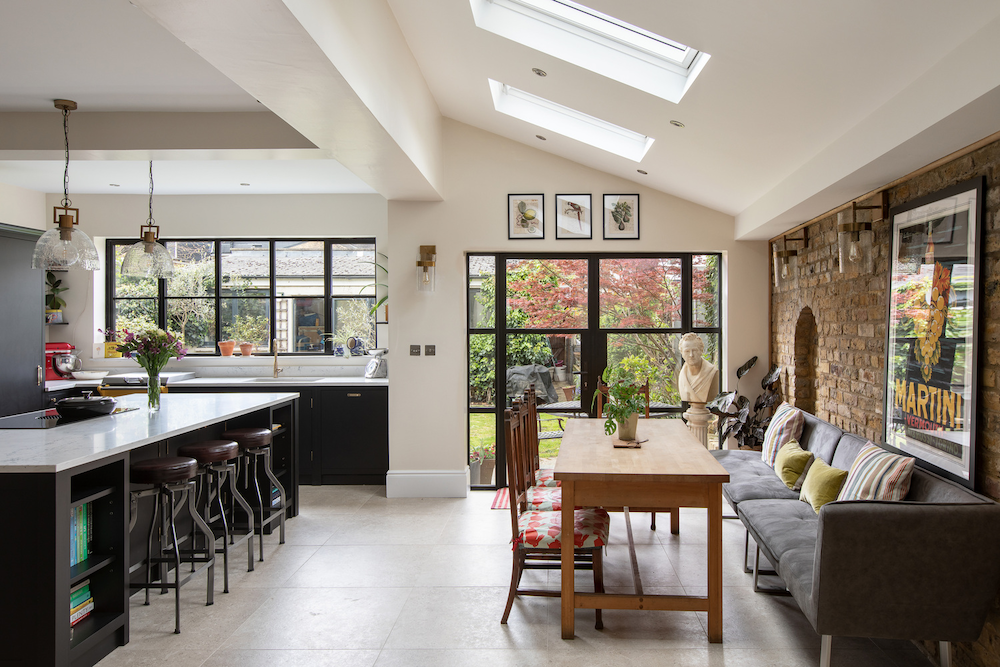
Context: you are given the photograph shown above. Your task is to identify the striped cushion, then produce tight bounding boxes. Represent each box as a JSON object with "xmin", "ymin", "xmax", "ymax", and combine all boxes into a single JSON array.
[
  {"xmin": 761, "ymin": 402, "xmax": 805, "ymax": 468},
  {"xmin": 838, "ymin": 443, "xmax": 915, "ymax": 502},
  {"xmin": 517, "ymin": 508, "xmax": 610, "ymax": 550}
]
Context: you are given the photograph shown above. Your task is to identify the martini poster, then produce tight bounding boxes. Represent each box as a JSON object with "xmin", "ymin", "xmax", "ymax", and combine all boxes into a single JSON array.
[{"xmin": 884, "ymin": 179, "xmax": 982, "ymax": 485}]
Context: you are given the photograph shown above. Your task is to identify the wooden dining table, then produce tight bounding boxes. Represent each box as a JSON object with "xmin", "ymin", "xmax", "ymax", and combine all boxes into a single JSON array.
[{"xmin": 554, "ymin": 418, "xmax": 730, "ymax": 640}]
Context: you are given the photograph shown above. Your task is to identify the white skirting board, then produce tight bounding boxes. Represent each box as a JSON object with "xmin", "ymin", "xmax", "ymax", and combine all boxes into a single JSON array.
[{"xmin": 385, "ymin": 469, "xmax": 471, "ymax": 498}]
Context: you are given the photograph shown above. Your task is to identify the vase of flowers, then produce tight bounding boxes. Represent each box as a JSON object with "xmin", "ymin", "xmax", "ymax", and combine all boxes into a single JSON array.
[{"xmin": 116, "ymin": 328, "xmax": 187, "ymax": 411}]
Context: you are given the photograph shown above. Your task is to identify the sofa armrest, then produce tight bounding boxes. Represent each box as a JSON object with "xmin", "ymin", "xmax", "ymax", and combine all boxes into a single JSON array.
[{"xmin": 810, "ymin": 500, "xmax": 1000, "ymax": 642}]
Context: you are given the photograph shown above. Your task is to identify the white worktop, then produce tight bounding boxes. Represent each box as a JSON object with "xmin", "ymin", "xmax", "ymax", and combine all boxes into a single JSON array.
[
  {"xmin": 0, "ymin": 392, "xmax": 298, "ymax": 473},
  {"xmin": 45, "ymin": 376, "xmax": 387, "ymax": 391},
  {"xmin": 171, "ymin": 376, "xmax": 388, "ymax": 387}
]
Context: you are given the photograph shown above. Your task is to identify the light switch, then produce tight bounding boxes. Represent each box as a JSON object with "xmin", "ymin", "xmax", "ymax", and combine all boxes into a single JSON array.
[
  {"xmin": 410, "ymin": 345, "xmax": 421, "ymax": 356},
  {"xmin": 425, "ymin": 345, "xmax": 436, "ymax": 356}
]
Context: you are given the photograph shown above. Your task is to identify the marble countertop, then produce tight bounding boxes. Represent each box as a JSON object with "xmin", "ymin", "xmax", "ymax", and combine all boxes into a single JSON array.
[
  {"xmin": 0, "ymin": 392, "xmax": 298, "ymax": 473},
  {"xmin": 171, "ymin": 376, "xmax": 388, "ymax": 387}
]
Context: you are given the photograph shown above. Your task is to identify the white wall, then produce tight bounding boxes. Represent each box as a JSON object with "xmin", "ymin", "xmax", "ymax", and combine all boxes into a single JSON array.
[
  {"xmin": 41, "ymin": 193, "xmax": 388, "ymax": 359},
  {"xmin": 385, "ymin": 119, "xmax": 769, "ymax": 497},
  {"xmin": 0, "ymin": 181, "xmax": 46, "ymax": 231}
]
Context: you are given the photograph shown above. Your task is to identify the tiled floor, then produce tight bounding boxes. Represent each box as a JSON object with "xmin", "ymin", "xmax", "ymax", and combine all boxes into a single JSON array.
[{"xmin": 96, "ymin": 486, "xmax": 933, "ymax": 666}]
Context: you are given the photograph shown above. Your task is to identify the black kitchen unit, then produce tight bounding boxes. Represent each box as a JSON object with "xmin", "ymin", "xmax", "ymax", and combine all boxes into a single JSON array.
[
  {"xmin": 170, "ymin": 383, "xmax": 388, "ymax": 485},
  {"xmin": 0, "ymin": 224, "xmax": 45, "ymax": 417}
]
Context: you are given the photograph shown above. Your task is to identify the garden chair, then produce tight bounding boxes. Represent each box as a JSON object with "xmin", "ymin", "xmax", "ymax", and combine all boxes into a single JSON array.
[{"xmin": 501, "ymin": 400, "xmax": 608, "ymax": 628}]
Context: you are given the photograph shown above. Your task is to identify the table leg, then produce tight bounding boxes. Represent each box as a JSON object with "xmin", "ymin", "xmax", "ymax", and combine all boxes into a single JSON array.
[
  {"xmin": 707, "ymin": 482, "xmax": 723, "ymax": 642},
  {"xmin": 561, "ymin": 480, "xmax": 575, "ymax": 640},
  {"xmin": 670, "ymin": 507, "xmax": 680, "ymax": 535}
]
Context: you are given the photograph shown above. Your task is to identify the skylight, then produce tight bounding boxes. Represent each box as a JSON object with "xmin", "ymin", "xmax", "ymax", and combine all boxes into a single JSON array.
[
  {"xmin": 488, "ymin": 79, "xmax": 654, "ymax": 161},
  {"xmin": 471, "ymin": 0, "xmax": 710, "ymax": 103}
]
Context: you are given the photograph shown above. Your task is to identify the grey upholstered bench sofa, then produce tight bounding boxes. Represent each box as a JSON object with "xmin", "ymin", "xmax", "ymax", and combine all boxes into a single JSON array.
[{"xmin": 712, "ymin": 411, "xmax": 1000, "ymax": 667}]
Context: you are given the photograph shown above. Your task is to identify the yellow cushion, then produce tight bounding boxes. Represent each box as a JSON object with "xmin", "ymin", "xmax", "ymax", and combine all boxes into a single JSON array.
[
  {"xmin": 774, "ymin": 439, "xmax": 814, "ymax": 490},
  {"xmin": 799, "ymin": 459, "xmax": 848, "ymax": 513}
]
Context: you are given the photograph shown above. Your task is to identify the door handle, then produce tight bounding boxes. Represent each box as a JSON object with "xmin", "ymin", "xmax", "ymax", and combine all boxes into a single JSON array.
[
  {"xmin": 37, "ymin": 365, "xmax": 43, "ymax": 386},
  {"xmin": 347, "ymin": 393, "xmax": 361, "ymax": 397}
]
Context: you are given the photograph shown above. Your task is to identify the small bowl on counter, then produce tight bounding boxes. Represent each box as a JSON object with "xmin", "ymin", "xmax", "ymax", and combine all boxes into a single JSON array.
[{"xmin": 71, "ymin": 370, "xmax": 110, "ymax": 381}]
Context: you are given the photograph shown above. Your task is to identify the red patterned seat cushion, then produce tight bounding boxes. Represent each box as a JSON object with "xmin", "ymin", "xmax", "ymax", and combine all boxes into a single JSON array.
[
  {"xmin": 517, "ymin": 508, "xmax": 610, "ymax": 550},
  {"xmin": 527, "ymin": 485, "xmax": 562, "ymax": 511},
  {"xmin": 535, "ymin": 468, "xmax": 561, "ymax": 487}
]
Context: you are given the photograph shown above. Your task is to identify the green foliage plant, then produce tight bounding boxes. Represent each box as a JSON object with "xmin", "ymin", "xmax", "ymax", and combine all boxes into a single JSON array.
[
  {"xmin": 360, "ymin": 251, "xmax": 388, "ymax": 316},
  {"xmin": 594, "ymin": 355, "xmax": 655, "ymax": 436},
  {"xmin": 45, "ymin": 271, "xmax": 68, "ymax": 310},
  {"xmin": 707, "ymin": 357, "xmax": 781, "ymax": 450}
]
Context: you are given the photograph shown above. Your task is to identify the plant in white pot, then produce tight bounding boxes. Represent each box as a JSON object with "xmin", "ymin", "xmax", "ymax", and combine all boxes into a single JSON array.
[{"xmin": 594, "ymin": 355, "xmax": 655, "ymax": 440}]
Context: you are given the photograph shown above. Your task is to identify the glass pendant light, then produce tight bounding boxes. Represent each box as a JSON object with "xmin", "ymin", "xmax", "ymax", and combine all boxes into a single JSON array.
[
  {"xmin": 121, "ymin": 161, "xmax": 174, "ymax": 279},
  {"xmin": 31, "ymin": 100, "xmax": 100, "ymax": 271}
]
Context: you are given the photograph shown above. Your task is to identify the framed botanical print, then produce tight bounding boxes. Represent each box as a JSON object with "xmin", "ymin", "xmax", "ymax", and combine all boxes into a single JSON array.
[
  {"xmin": 508, "ymin": 194, "xmax": 544, "ymax": 239},
  {"xmin": 603, "ymin": 194, "xmax": 639, "ymax": 239},
  {"xmin": 555, "ymin": 194, "xmax": 592, "ymax": 239},
  {"xmin": 883, "ymin": 177, "xmax": 984, "ymax": 487}
]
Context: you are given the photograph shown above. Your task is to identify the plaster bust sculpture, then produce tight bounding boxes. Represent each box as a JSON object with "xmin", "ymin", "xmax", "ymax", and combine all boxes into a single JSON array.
[{"xmin": 678, "ymin": 333, "xmax": 719, "ymax": 404}]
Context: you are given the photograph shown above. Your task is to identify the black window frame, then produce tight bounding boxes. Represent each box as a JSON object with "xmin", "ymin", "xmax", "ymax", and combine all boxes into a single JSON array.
[{"xmin": 106, "ymin": 237, "xmax": 378, "ymax": 356}]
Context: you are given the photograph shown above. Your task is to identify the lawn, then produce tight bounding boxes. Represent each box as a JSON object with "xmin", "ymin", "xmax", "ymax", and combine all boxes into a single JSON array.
[{"xmin": 469, "ymin": 412, "xmax": 564, "ymax": 460}]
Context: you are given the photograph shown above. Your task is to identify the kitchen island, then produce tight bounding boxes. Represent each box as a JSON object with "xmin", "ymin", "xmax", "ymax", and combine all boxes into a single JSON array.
[{"xmin": 0, "ymin": 392, "xmax": 299, "ymax": 667}]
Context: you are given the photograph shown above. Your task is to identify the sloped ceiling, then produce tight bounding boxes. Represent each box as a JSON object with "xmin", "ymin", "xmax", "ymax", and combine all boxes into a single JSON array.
[{"xmin": 2, "ymin": 0, "xmax": 1000, "ymax": 238}]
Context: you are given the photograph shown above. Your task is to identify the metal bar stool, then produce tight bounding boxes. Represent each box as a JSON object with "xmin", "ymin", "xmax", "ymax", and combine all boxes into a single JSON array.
[
  {"xmin": 177, "ymin": 440, "xmax": 256, "ymax": 593},
  {"xmin": 222, "ymin": 427, "xmax": 287, "ymax": 561},
  {"xmin": 128, "ymin": 456, "xmax": 215, "ymax": 634}
]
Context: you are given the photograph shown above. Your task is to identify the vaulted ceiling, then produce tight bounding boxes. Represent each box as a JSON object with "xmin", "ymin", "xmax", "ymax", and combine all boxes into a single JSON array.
[{"xmin": 3, "ymin": 0, "xmax": 1000, "ymax": 239}]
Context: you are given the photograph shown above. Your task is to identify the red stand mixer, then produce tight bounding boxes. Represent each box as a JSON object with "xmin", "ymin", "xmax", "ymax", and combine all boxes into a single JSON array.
[{"xmin": 45, "ymin": 342, "xmax": 80, "ymax": 380}]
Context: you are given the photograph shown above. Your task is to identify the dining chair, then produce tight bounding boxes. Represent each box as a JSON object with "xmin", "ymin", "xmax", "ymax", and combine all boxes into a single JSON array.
[
  {"xmin": 522, "ymin": 387, "xmax": 561, "ymax": 488},
  {"xmin": 501, "ymin": 403, "xmax": 608, "ymax": 629}
]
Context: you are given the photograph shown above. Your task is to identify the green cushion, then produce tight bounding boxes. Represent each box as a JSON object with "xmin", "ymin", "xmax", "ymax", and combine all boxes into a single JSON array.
[
  {"xmin": 774, "ymin": 439, "xmax": 814, "ymax": 490},
  {"xmin": 799, "ymin": 458, "xmax": 848, "ymax": 513}
]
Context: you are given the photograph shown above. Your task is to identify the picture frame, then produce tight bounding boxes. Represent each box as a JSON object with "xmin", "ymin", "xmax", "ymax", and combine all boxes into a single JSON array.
[
  {"xmin": 508, "ymin": 194, "xmax": 544, "ymax": 239},
  {"xmin": 882, "ymin": 177, "xmax": 984, "ymax": 488},
  {"xmin": 555, "ymin": 194, "xmax": 592, "ymax": 239},
  {"xmin": 603, "ymin": 194, "xmax": 639, "ymax": 239}
]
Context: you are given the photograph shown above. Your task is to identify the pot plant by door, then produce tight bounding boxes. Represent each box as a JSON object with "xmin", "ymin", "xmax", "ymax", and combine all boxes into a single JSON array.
[{"xmin": 594, "ymin": 355, "xmax": 655, "ymax": 440}]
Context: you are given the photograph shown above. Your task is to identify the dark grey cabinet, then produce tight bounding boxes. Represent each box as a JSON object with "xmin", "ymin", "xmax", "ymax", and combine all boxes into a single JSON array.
[
  {"xmin": 170, "ymin": 383, "xmax": 388, "ymax": 485},
  {"xmin": 318, "ymin": 387, "xmax": 389, "ymax": 484},
  {"xmin": 0, "ymin": 225, "xmax": 45, "ymax": 418}
]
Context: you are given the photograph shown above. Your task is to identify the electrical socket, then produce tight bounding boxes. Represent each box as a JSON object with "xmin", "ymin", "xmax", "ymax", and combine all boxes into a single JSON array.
[
  {"xmin": 425, "ymin": 345, "xmax": 436, "ymax": 356},
  {"xmin": 410, "ymin": 345, "xmax": 421, "ymax": 356}
]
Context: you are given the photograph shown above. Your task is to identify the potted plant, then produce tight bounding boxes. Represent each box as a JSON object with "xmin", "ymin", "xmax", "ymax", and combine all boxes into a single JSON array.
[
  {"xmin": 476, "ymin": 441, "xmax": 496, "ymax": 484},
  {"xmin": 45, "ymin": 271, "xmax": 67, "ymax": 324},
  {"xmin": 707, "ymin": 356, "xmax": 781, "ymax": 450},
  {"xmin": 594, "ymin": 355, "xmax": 655, "ymax": 440}
]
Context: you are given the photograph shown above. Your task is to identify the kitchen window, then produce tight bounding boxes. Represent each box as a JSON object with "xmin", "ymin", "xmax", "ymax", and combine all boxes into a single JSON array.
[{"xmin": 107, "ymin": 238, "xmax": 379, "ymax": 355}]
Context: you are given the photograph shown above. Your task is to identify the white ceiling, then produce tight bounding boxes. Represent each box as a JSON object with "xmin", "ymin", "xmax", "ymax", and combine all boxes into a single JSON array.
[{"xmin": 3, "ymin": 0, "xmax": 1000, "ymax": 238}]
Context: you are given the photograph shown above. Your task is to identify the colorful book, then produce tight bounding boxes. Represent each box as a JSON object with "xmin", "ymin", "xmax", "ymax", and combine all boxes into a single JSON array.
[
  {"xmin": 70, "ymin": 599, "xmax": 94, "ymax": 626},
  {"xmin": 70, "ymin": 596, "xmax": 92, "ymax": 616},
  {"xmin": 70, "ymin": 507, "xmax": 77, "ymax": 566},
  {"xmin": 70, "ymin": 585, "xmax": 91, "ymax": 608}
]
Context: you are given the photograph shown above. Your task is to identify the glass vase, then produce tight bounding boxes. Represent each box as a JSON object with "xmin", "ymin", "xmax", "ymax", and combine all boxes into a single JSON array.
[{"xmin": 147, "ymin": 373, "xmax": 161, "ymax": 412}]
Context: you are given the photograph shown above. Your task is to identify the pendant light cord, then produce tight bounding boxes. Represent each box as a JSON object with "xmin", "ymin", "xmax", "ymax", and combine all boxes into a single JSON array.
[
  {"xmin": 147, "ymin": 160, "xmax": 155, "ymax": 224},
  {"xmin": 61, "ymin": 107, "xmax": 71, "ymax": 208}
]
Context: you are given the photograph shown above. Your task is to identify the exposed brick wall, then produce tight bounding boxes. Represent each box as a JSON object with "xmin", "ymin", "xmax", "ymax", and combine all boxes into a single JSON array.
[{"xmin": 770, "ymin": 137, "xmax": 1000, "ymax": 667}]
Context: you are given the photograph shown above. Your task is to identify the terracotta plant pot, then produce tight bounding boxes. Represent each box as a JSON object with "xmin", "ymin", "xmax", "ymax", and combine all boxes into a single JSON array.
[
  {"xmin": 239, "ymin": 342, "xmax": 254, "ymax": 357},
  {"xmin": 218, "ymin": 340, "xmax": 236, "ymax": 356}
]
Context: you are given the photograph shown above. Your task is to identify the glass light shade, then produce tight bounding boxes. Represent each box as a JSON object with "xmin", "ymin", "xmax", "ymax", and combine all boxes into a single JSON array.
[
  {"xmin": 417, "ymin": 245, "xmax": 436, "ymax": 292},
  {"xmin": 121, "ymin": 239, "xmax": 174, "ymax": 278},
  {"xmin": 31, "ymin": 225, "xmax": 100, "ymax": 271},
  {"xmin": 771, "ymin": 242, "xmax": 797, "ymax": 289},
  {"xmin": 837, "ymin": 227, "xmax": 873, "ymax": 274}
]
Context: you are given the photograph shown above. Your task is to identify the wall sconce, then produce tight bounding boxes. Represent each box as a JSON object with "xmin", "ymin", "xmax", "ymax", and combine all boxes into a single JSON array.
[
  {"xmin": 772, "ymin": 230, "xmax": 806, "ymax": 288},
  {"xmin": 417, "ymin": 245, "xmax": 436, "ymax": 292},
  {"xmin": 837, "ymin": 193, "xmax": 886, "ymax": 275}
]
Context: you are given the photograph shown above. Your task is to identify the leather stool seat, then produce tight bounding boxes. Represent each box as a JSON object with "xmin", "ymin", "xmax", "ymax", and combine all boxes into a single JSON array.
[
  {"xmin": 222, "ymin": 427, "xmax": 272, "ymax": 450},
  {"xmin": 131, "ymin": 456, "xmax": 198, "ymax": 485},
  {"xmin": 178, "ymin": 440, "xmax": 239, "ymax": 464}
]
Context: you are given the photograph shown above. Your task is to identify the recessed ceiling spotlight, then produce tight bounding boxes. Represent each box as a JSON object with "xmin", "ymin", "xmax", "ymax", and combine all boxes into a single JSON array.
[
  {"xmin": 240, "ymin": 183, "xmax": 250, "ymax": 186},
  {"xmin": 670, "ymin": 120, "xmax": 685, "ymax": 128},
  {"xmin": 536, "ymin": 134, "xmax": 547, "ymax": 140},
  {"xmin": 532, "ymin": 67, "xmax": 547, "ymax": 77},
  {"xmin": 109, "ymin": 183, "xmax": 120, "ymax": 187},
  {"xmin": 637, "ymin": 169, "xmax": 647, "ymax": 175}
]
